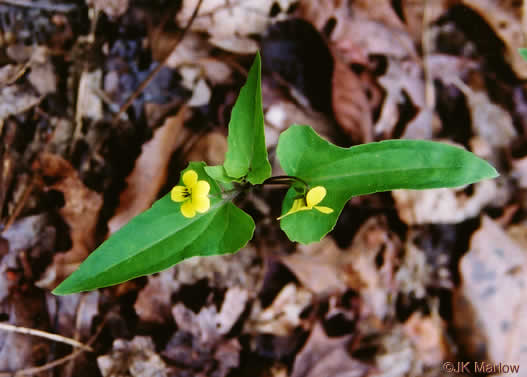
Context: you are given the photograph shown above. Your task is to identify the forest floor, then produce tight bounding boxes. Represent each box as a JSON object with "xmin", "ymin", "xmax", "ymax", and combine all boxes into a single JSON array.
[{"xmin": 0, "ymin": 0, "xmax": 526, "ymax": 376}]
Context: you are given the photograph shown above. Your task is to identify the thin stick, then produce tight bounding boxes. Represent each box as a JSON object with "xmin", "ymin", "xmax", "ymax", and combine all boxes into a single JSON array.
[
  {"xmin": 0, "ymin": 323, "xmax": 92, "ymax": 352},
  {"xmin": 112, "ymin": 0, "xmax": 204, "ymax": 125},
  {"xmin": 0, "ymin": 313, "xmax": 109, "ymax": 377}
]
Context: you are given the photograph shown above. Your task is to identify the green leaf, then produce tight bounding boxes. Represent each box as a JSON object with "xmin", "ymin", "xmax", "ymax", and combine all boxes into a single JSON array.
[
  {"xmin": 519, "ymin": 48, "xmax": 527, "ymax": 62},
  {"xmin": 223, "ymin": 52, "xmax": 271, "ymax": 184},
  {"xmin": 277, "ymin": 125, "xmax": 499, "ymax": 244},
  {"xmin": 204, "ymin": 165, "xmax": 235, "ymax": 190},
  {"xmin": 53, "ymin": 162, "xmax": 254, "ymax": 295}
]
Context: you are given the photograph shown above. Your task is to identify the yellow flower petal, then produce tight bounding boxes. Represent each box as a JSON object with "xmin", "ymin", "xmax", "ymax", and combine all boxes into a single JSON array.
[
  {"xmin": 171, "ymin": 186, "xmax": 187, "ymax": 202},
  {"xmin": 277, "ymin": 199, "xmax": 305, "ymax": 220},
  {"xmin": 180, "ymin": 200, "xmax": 196, "ymax": 218},
  {"xmin": 182, "ymin": 170, "xmax": 198, "ymax": 187},
  {"xmin": 315, "ymin": 206, "xmax": 333, "ymax": 214},
  {"xmin": 193, "ymin": 180, "xmax": 210, "ymax": 198},
  {"xmin": 193, "ymin": 195, "xmax": 210, "ymax": 213},
  {"xmin": 306, "ymin": 186, "xmax": 326, "ymax": 207}
]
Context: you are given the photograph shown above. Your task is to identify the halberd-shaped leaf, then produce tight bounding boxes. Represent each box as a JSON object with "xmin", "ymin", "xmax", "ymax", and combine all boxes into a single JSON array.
[
  {"xmin": 277, "ymin": 125, "xmax": 498, "ymax": 244},
  {"xmin": 223, "ymin": 52, "xmax": 271, "ymax": 184},
  {"xmin": 53, "ymin": 162, "xmax": 254, "ymax": 295}
]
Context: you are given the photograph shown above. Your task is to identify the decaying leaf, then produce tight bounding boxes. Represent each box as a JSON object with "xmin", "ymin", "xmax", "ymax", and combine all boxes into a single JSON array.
[
  {"xmin": 291, "ymin": 323, "xmax": 369, "ymax": 377},
  {"xmin": 36, "ymin": 154, "xmax": 103, "ymax": 289},
  {"xmin": 97, "ymin": 336, "xmax": 167, "ymax": 377},
  {"xmin": 108, "ymin": 108, "xmax": 189, "ymax": 234},
  {"xmin": 453, "ymin": 217, "xmax": 527, "ymax": 365},
  {"xmin": 403, "ymin": 311, "xmax": 448, "ymax": 368}
]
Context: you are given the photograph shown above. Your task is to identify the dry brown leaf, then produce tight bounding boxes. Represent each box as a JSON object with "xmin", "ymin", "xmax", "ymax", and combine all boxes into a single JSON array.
[
  {"xmin": 97, "ymin": 336, "xmax": 167, "ymax": 377},
  {"xmin": 36, "ymin": 154, "xmax": 103, "ymax": 289},
  {"xmin": 344, "ymin": 217, "xmax": 401, "ymax": 321},
  {"xmin": 332, "ymin": 58, "xmax": 373, "ymax": 142},
  {"xmin": 246, "ymin": 283, "xmax": 312, "ymax": 336},
  {"xmin": 134, "ymin": 270, "xmax": 179, "ymax": 324},
  {"xmin": 291, "ymin": 323, "xmax": 369, "ymax": 377},
  {"xmin": 108, "ymin": 108, "xmax": 188, "ymax": 234},
  {"xmin": 300, "ymin": 0, "xmax": 416, "ymax": 64},
  {"xmin": 280, "ymin": 238, "xmax": 347, "ymax": 295},
  {"xmin": 462, "ymin": 0, "xmax": 527, "ymax": 78},
  {"xmin": 375, "ymin": 59, "xmax": 425, "ymax": 138},
  {"xmin": 216, "ymin": 286, "xmax": 249, "ymax": 334},
  {"xmin": 392, "ymin": 179, "xmax": 498, "ymax": 225},
  {"xmin": 186, "ymin": 131, "xmax": 228, "ymax": 166},
  {"xmin": 453, "ymin": 217, "xmax": 527, "ymax": 364},
  {"xmin": 403, "ymin": 311, "xmax": 448, "ymax": 368}
]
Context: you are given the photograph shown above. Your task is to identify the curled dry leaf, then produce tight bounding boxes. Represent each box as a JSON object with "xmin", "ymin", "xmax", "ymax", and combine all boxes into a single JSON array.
[
  {"xmin": 332, "ymin": 58, "xmax": 373, "ymax": 142},
  {"xmin": 453, "ymin": 217, "xmax": 527, "ymax": 364},
  {"xmin": 36, "ymin": 153, "xmax": 103, "ymax": 289},
  {"xmin": 97, "ymin": 336, "xmax": 167, "ymax": 377},
  {"xmin": 462, "ymin": 0, "xmax": 527, "ymax": 79},
  {"xmin": 108, "ymin": 108, "xmax": 189, "ymax": 234}
]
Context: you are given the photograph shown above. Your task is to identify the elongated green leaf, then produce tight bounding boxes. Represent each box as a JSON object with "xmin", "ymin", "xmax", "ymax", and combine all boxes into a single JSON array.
[
  {"xmin": 277, "ymin": 125, "xmax": 499, "ymax": 244},
  {"xmin": 224, "ymin": 52, "xmax": 271, "ymax": 184},
  {"xmin": 53, "ymin": 162, "xmax": 254, "ymax": 295}
]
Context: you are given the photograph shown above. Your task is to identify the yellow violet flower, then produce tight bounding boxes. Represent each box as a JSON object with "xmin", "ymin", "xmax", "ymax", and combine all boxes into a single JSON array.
[
  {"xmin": 278, "ymin": 186, "xmax": 333, "ymax": 220},
  {"xmin": 171, "ymin": 170, "xmax": 210, "ymax": 218}
]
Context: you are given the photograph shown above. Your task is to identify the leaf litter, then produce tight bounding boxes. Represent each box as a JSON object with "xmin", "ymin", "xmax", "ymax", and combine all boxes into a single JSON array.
[{"xmin": 0, "ymin": 1, "xmax": 525, "ymax": 376}]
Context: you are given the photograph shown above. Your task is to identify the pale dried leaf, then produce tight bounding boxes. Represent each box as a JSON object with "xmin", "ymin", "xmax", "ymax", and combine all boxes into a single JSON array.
[
  {"xmin": 178, "ymin": 0, "xmax": 295, "ymax": 51},
  {"xmin": 0, "ymin": 85, "xmax": 42, "ymax": 121},
  {"xmin": 108, "ymin": 108, "xmax": 188, "ymax": 234},
  {"xmin": 97, "ymin": 336, "xmax": 167, "ymax": 377},
  {"xmin": 134, "ymin": 270, "xmax": 179, "ymax": 324},
  {"xmin": 246, "ymin": 283, "xmax": 312, "ymax": 336},
  {"xmin": 376, "ymin": 59, "xmax": 425, "ymax": 138},
  {"xmin": 186, "ymin": 131, "xmax": 228, "ymax": 166},
  {"xmin": 393, "ymin": 179, "xmax": 498, "ymax": 225},
  {"xmin": 511, "ymin": 156, "xmax": 527, "ymax": 188},
  {"xmin": 403, "ymin": 312, "xmax": 448, "ymax": 367},
  {"xmin": 217, "ymin": 286, "xmax": 249, "ymax": 334},
  {"xmin": 453, "ymin": 217, "xmax": 527, "ymax": 364},
  {"xmin": 75, "ymin": 70, "xmax": 103, "ymax": 122},
  {"xmin": 88, "ymin": 0, "xmax": 129, "ymax": 18},
  {"xmin": 281, "ymin": 238, "xmax": 347, "ymax": 295}
]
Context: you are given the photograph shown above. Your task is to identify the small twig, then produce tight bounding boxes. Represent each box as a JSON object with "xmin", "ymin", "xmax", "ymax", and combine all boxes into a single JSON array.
[
  {"xmin": 0, "ymin": 312, "xmax": 109, "ymax": 377},
  {"xmin": 112, "ymin": 0, "xmax": 204, "ymax": 125},
  {"xmin": 0, "ymin": 0, "xmax": 76, "ymax": 12},
  {"xmin": 0, "ymin": 323, "xmax": 92, "ymax": 352}
]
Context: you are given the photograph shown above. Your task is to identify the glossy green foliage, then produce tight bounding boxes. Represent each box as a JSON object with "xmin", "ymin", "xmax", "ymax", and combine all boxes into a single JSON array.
[
  {"xmin": 277, "ymin": 125, "xmax": 499, "ymax": 244},
  {"xmin": 223, "ymin": 52, "xmax": 271, "ymax": 184},
  {"xmin": 52, "ymin": 162, "xmax": 254, "ymax": 295}
]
